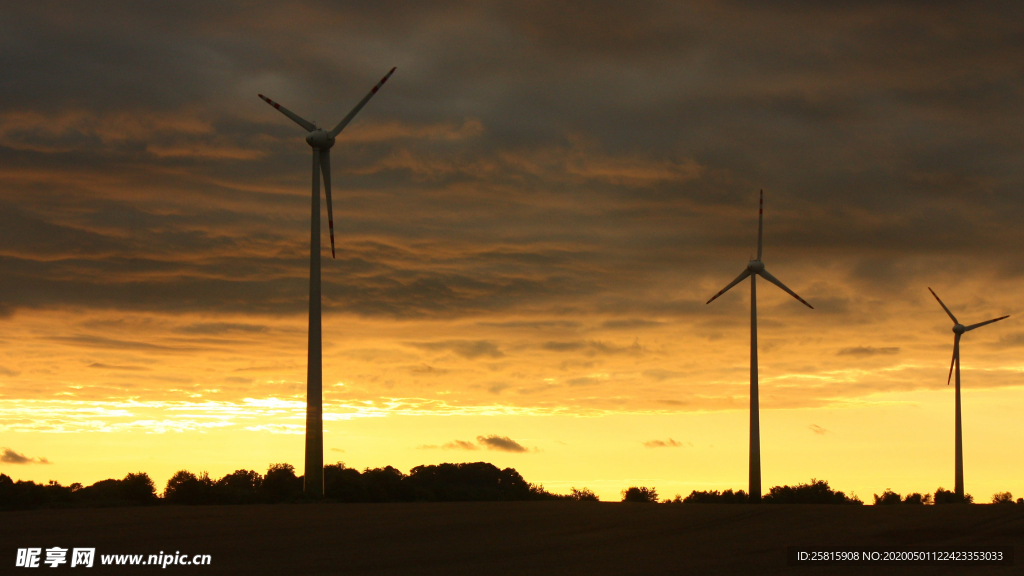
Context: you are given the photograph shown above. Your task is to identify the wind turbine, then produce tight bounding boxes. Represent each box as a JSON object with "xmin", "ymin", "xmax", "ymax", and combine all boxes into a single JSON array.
[
  {"xmin": 706, "ymin": 190, "xmax": 813, "ymax": 503},
  {"xmin": 928, "ymin": 287, "xmax": 1008, "ymax": 501},
  {"xmin": 258, "ymin": 67, "xmax": 395, "ymax": 496}
]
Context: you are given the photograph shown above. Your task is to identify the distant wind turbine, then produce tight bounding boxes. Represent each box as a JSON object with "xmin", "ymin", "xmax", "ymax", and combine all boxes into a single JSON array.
[
  {"xmin": 258, "ymin": 67, "xmax": 395, "ymax": 496},
  {"xmin": 706, "ymin": 190, "xmax": 813, "ymax": 503},
  {"xmin": 928, "ymin": 287, "xmax": 1008, "ymax": 501}
]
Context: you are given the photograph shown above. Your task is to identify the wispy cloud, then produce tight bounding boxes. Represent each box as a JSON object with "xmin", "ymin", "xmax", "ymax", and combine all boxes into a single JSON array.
[
  {"xmin": 417, "ymin": 436, "xmax": 530, "ymax": 452},
  {"xmin": 837, "ymin": 347, "xmax": 900, "ymax": 357},
  {"xmin": 477, "ymin": 435, "xmax": 528, "ymax": 452},
  {"xmin": 417, "ymin": 439, "xmax": 480, "ymax": 451},
  {"xmin": 642, "ymin": 438, "xmax": 686, "ymax": 448},
  {"xmin": 1, "ymin": 447, "xmax": 51, "ymax": 464}
]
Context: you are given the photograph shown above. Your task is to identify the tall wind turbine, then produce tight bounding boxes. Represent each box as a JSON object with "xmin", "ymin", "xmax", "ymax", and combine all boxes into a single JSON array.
[
  {"xmin": 258, "ymin": 67, "xmax": 395, "ymax": 496},
  {"xmin": 706, "ymin": 190, "xmax": 813, "ymax": 503},
  {"xmin": 928, "ymin": 287, "xmax": 1008, "ymax": 500}
]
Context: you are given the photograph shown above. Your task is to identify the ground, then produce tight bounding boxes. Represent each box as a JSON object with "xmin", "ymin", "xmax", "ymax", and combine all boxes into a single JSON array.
[{"xmin": 3, "ymin": 502, "xmax": 1023, "ymax": 574}]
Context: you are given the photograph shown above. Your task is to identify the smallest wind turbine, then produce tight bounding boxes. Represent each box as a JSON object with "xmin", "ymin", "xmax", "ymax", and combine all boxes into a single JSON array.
[{"xmin": 928, "ymin": 287, "xmax": 1009, "ymax": 500}]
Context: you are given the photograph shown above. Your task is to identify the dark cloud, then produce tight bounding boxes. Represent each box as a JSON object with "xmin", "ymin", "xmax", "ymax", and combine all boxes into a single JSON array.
[
  {"xmin": 174, "ymin": 323, "xmax": 269, "ymax": 335},
  {"xmin": 542, "ymin": 339, "xmax": 644, "ymax": 357},
  {"xmin": 600, "ymin": 319, "xmax": 664, "ymax": 330},
  {"xmin": 409, "ymin": 364, "xmax": 448, "ymax": 375},
  {"xmin": 1, "ymin": 448, "xmax": 51, "ymax": 464},
  {"xmin": 476, "ymin": 435, "xmax": 528, "ymax": 452},
  {"xmin": 0, "ymin": 366, "xmax": 21, "ymax": 377},
  {"xmin": 997, "ymin": 333, "xmax": 1024, "ymax": 348},
  {"xmin": 642, "ymin": 438, "xmax": 684, "ymax": 448},
  {"xmin": 837, "ymin": 346, "xmax": 900, "ymax": 357},
  {"xmin": 87, "ymin": 363, "xmax": 150, "ymax": 371},
  {"xmin": 477, "ymin": 320, "xmax": 582, "ymax": 330},
  {"xmin": 642, "ymin": 369, "xmax": 683, "ymax": 382},
  {"xmin": 1, "ymin": 1, "xmax": 1023, "ymax": 419},
  {"xmin": 808, "ymin": 424, "xmax": 828, "ymax": 436},
  {"xmin": 417, "ymin": 439, "xmax": 479, "ymax": 451},
  {"xmin": 408, "ymin": 340, "xmax": 504, "ymax": 360}
]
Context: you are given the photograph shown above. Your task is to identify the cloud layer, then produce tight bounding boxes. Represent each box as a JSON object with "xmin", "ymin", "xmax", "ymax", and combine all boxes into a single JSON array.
[{"xmin": 1, "ymin": 2, "xmax": 1022, "ymax": 428}]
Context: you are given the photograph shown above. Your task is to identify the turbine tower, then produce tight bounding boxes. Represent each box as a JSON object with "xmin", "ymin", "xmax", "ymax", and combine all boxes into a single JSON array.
[
  {"xmin": 706, "ymin": 190, "xmax": 813, "ymax": 503},
  {"xmin": 928, "ymin": 287, "xmax": 1008, "ymax": 500},
  {"xmin": 258, "ymin": 67, "xmax": 395, "ymax": 496}
]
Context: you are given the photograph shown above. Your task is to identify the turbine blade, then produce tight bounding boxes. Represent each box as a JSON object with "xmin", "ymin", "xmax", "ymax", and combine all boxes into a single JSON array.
[
  {"xmin": 758, "ymin": 268, "xmax": 813, "ymax": 309},
  {"xmin": 706, "ymin": 269, "xmax": 751, "ymax": 305},
  {"xmin": 757, "ymin": 189, "xmax": 763, "ymax": 261},
  {"xmin": 329, "ymin": 67, "xmax": 396, "ymax": 138},
  {"xmin": 927, "ymin": 287, "xmax": 958, "ymax": 324},
  {"xmin": 258, "ymin": 94, "xmax": 316, "ymax": 132},
  {"xmin": 947, "ymin": 333, "xmax": 959, "ymax": 385},
  {"xmin": 965, "ymin": 315, "xmax": 1009, "ymax": 332},
  {"xmin": 320, "ymin": 149, "xmax": 335, "ymax": 259}
]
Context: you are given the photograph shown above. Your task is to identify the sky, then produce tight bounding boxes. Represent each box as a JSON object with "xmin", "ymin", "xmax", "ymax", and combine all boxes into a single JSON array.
[{"xmin": 2, "ymin": 1, "xmax": 1024, "ymax": 502}]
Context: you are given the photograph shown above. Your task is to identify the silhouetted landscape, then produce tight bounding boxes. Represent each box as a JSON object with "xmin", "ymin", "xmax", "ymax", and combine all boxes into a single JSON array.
[
  {"xmin": 3, "ymin": 464, "xmax": 1021, "ymax": 511},
  {"xmin": 4, "ymin": 494, "xmax": 1023, "ymax": 575}
]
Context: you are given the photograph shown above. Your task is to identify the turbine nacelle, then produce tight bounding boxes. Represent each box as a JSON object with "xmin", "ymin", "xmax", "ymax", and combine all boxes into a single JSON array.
[
  {"xmin": 953, "ymin": 323, "xmax": 966, "ymax": 335},
  {"xmin": 747, "ymin": 260, "xmax": 764, "ymax": 273},
  {"xmin": 305, "ymin": 129, "xmax": 335, "ymax": 149}
]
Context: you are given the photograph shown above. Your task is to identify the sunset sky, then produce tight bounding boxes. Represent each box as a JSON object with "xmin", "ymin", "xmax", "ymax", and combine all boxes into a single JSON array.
[{"xmin": 3, "ymin": 1, "xmax": 1024, "ymax": 502}]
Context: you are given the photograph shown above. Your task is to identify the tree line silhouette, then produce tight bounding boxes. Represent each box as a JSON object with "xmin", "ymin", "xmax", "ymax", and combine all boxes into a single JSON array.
[
  {"xmin": 1, "ymin": 462, "xmax": 587, "ymax": 510},
  {"xmin": 3, "ymin": 466, "xmax": 1021, "ymax": 510}
]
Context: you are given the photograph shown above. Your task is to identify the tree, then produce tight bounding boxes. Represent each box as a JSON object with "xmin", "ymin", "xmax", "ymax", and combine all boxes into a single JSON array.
[
  {"xmin": 621, "ymin": 486, "xmax": 658, "ymax": 503},
  {"xmin": 934, "ymin": 487, "xmax": 973, "ymax": 504},
  {"xmin": 763, "ymin": 479, "xmax": 862, "ymax": 505},
  {"xmin": 120, "ymin": 472, "xmax": 159, "ymax": 505},
  {"xmin": 873, "ymin": 489, "xmax": 902, "ymax": 505},
  {"xmin": 323, "ymin": 462, "xmax": 366, "ymax": 502},
  {"xmin": 681, "ymin": 489, "xmax": 748, "ymax": 503},
  {"xmin": 991, "ymin": 492, "xmax": 1014, "ymax": 505},
  {"xmin": 901, "ymin": 492, "xmax": 931, "ymax": 505},
  {"xmin": 163, "ymin": 470, "xmax": 213, "ymax": 504},
  {"xmin": 213, "ymin": 470, "xmax": 263, "ymax": 504},
  {"xmin": 407, "ymin": 462, "xmax": 529, "ymax": 501},
  {"xmin": 262, "ymin": 463, "xmax": 302, "ymax": 502},
  {"xmin": 569, "ymin": 487, "xmax": 599, "ymax": 502},
  {"xmin": 362, "ymin": 466, "xmax": 410, "ymax": 502}
]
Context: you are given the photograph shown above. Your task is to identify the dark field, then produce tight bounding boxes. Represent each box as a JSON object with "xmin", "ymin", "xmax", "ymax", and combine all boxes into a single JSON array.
[{"xmin": 3, "ymin": 503, "xmax": 1023, "ymax": 575}]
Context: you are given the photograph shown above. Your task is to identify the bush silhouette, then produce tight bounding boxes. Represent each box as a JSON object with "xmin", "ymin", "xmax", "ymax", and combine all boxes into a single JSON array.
[
  {"xmin": 76, "ymin": 472, "xmax": 159, "ymax": 506},
  {"xmin": 682, "ymin": 489, "xmax": 748, "ymax": 503},
  {"xmin": 873, "ymin": 489, "xmax": 901, "ymax": 505},
  {"xmin": 991, "ymin": 492, "xmax": 1014, "ymax": 505},
  {"xmin": 872, "ymin": 489, "xmax": 930, "ymax": 505},
  {"xmin": 569, "ymin": 487, "xmax": 599, "ymax": 502},
  {"xmin": 934, "ymin": 488, "xmax": 973, "ymax": 504},
  {"xmin": 901, "ymin": 492, "xmax": 931, "ymax": 505},
  {"xmin": 621, "ymin": 486, "xmax": 658, "ymax": 503},
  {"xmin": 763, "ymin": 479, "xmax": 862, "ymax": 504}
]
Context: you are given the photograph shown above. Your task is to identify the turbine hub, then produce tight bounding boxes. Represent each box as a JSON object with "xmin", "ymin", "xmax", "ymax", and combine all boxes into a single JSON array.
[
  {"xmin": 953, "ymin": 323, "xmax": 965, "ymax": 334},
  {"xmin": 305, "ymin": 129, "xmax": 335, "ymax": 149},
  {"xmin": 747, "ymin": 260, "xmax": 764, "ymax": 273}
]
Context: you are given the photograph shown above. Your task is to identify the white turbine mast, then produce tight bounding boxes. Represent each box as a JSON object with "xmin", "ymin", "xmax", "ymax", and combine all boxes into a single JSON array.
[
  {"xmin": 927, "ymin": 287, "xmax": 1008, "ymax": 501},
  {"xmin": 258, "ymin": 67, "xmax": 395, "ymax": 496},
  {"xmin": 706, "ymin": 189, "xmax": 813, "ymax": 503}
]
